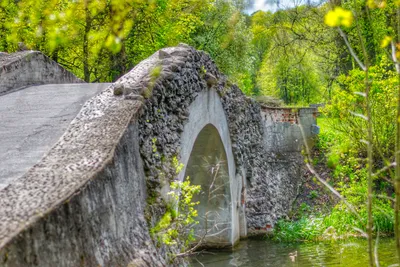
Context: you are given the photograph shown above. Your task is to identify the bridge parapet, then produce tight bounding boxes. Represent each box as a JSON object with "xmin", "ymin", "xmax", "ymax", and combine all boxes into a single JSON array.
[
  {"xmin": 0, "ymin": 51, "xmax": 82, "ymax": 95},
  {"xmin": 261, "ymin": 106, "xmax": 318, "ymax": 153}
]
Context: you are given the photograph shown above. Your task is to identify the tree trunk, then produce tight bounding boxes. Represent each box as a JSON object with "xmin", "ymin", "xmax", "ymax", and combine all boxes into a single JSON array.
[{"xmin": 83, "ymin": 0, "xmax": 91, "ymax": 82}]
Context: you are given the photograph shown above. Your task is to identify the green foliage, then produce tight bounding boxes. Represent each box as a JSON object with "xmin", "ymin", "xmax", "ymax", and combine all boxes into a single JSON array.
[
  {"xmin": 274, "ymin": 202, "xmax": 394, "ymax": 242},
  {"xmin": 0, "ymin": 0, "xmax": 337, "ymax": 100},
  {"xmin": 151, "ymin": 137, "xmax": 157, "ymax": 153},
  {"xmin": 251, "ymin": 0, "xmax": 397, "ymax": 105},
  {"xmin": 190, "ymin": 0, "xmax": 255, "ymax": 94},
  {"xmin": 172, "ymin": 156, "xmax": 184, "ymax": 174},
  {"xmin": 252, "ymin": 5, "xmax": 337, "ymax": 104},
  {"xmin": 151, "ymin": 178, "xmax": 201, "ymax": 251},
  {"xmin": 319, "ymin": 116, "xmax": 394, "ymax": 235},
  {"xmin": 0, "ymin": 0, "xmax": 214, "ymax": 82},
  {"xmin": 309, "ymin": 190, "xmax": 319, "ymax": 199},
  {"xmin": 322, "ymin": 56, "xmax": 398, "ymax": 160},
  {"xmin": 259, "ymin": 52, "xmax": 323, "ymax": 104},
  {"xmin": 143, "ymin": 65, "xmax": 162, "ymax": 98},
  {"xmin": 0, "ymin": 0, "xmax": 263, "ymax": 93},
  {"xmin": 274, "ymin": 216, "xmax": 324, "ymax": 242}
]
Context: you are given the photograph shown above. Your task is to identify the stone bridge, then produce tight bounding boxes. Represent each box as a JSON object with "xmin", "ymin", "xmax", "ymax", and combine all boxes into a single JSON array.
[{"xmin": 0, "ymin": 44, "xmax": 317, "ymax": 266}]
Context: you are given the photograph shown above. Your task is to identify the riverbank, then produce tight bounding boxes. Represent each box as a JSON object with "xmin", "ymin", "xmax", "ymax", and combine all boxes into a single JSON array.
[{"xmin": 272, "ymin": 117, "xmax": 394, "ymax": 242}]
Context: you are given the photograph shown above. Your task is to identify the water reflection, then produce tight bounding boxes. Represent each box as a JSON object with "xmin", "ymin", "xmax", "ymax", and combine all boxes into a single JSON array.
[{"xmin": 190, "ymin": 238, "xmax": 398, "ymax": 266}]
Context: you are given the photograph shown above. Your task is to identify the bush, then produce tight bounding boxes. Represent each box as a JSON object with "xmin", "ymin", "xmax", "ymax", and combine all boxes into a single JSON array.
[{"xmin": 322, "ymin": 56, "xmax": 398, "ymax": 161}]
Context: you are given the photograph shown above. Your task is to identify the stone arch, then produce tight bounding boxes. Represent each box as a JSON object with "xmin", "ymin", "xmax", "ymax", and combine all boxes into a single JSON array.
[
  {"xmin": 184, "ymin": 123, "xmax": 231, "ymax": 246},
  {"xmin": 175, "ymin": 88, "xmax": 241, "ymax": 247}
]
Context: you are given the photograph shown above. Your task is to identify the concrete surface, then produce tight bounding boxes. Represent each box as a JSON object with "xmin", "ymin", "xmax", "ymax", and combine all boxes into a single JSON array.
[{"xmin": 0, "ymin": 83, "xmax": 110, "ymax": 190}]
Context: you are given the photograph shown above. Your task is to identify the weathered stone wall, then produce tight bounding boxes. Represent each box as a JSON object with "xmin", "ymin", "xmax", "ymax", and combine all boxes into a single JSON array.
[
  {"xmin": 116, "ymin": 44, "xmax": 272, "ymax": 236},
  {"xmin": 244, "ymin": 106, "xmax": 317, "ymax": 234},
  {"xmin": 261, "ymin": 107, "xmax": 317, "ymax": 153},
  {"xmin": 214, "ymin": 83, "xmax": 310, "ymax": 234},
  {"xmin": 0, "ymin": 51, "xmax": 82, "ymax": 95}
]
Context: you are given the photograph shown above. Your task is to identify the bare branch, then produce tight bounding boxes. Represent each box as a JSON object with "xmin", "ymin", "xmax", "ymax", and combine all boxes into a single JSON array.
[
  {"xmin": 372, "ymin": 162, "xmax": 396, "ymax": 178},
  {"xmin": 306, "ymin": 163, "xmax": 362, "ymax": 221},
  {"xmin": 337, "ymin": 27, "xmax": 366, "ymax": 71},
  {"xmin": 375, "ymin": 229, "xmax": 381, "ymax": 267},
  {"xmin": 299, "ymin": 123, "xmax": 363, "ymax": 222},
  {"xmin": 391, "ymin": 40, "xmax": 400, "ymax": 74},
  {"xmin": 195, "ymin": 258, "xmax": 205, "ymax": 267}
]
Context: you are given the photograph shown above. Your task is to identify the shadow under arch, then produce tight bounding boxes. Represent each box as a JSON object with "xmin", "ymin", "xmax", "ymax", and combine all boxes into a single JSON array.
[{"xmin": 183, "ymin": 123, "xmax": 232, "ymax": 247}]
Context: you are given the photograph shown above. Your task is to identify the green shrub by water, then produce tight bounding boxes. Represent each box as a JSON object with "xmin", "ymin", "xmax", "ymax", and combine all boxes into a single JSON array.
[
  {"xmin": 274, "ymin": 117, "xmax": 394, "ymax": 242},
  {"xmin": 273, "ymin": 216, "xmax": 324, "ymax": 242},
  {"xmin": 274, "ymin": 204, "xmax": 394, "ymax": 242}
]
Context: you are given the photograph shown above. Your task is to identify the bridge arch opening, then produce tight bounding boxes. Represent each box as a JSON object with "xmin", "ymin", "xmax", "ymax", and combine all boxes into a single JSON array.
[{"xmin": 183, "ymin": 123, "xmax": 232, "ymax": 247}]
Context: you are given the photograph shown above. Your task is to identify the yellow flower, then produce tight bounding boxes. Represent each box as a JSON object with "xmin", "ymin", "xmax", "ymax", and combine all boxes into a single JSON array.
[
  {"xmin": 324, "ymin": 10, "xmax": 338, "ymax": 27},
  {"xmin": 380, "ymin": 36, "xmax": 392, "ymax": 48},
  {"xmin": 324, "ymin": 7, "xmax": 353, "ymax": 28},
  {"xmin": 396, "ymin": 50, "xmax": 400, "ymax": 60},
  {"xmin": 367, "ymin": 0, "xmax": 376, "ymax": 8}
]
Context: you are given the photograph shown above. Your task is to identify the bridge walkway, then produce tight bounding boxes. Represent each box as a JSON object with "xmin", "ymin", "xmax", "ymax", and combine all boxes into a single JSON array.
[{"xmin": 0, "ymin": 83, "xmax": 110, "ymax": 190}]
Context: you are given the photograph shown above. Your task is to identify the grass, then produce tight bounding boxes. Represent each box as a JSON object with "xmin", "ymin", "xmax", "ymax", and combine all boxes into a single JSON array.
[
  {"xmin": 273, "ymin": 216, "xmax": 324, "ymax": 242},
  {"xmin": 274, "ymin": 207, "xmax": 393, "ymax": 242}
]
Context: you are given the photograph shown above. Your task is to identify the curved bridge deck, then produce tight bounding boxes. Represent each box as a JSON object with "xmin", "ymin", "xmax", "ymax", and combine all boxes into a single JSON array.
[{"xmin": 0, "ymin": 83, "xmax": 110, "ymax": 190}]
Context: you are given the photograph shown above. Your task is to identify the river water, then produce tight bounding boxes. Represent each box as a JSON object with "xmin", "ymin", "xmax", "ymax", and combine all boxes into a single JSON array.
[{"xmin": 190, "ymin": 238, "xmax": 398, "ymax": 266}]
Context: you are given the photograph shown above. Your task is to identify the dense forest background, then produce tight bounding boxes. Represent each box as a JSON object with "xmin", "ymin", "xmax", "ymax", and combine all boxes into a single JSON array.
[
  {"xmin": 2, "ymin": 0, "xmax": 400, "ymax": 261},
  {"xmin": 0, "ymin": 0, "xmax": 351, "ymax": 104},
  {"xmin": 0, "ymin": 0, "xmax": 392, "ymax": 105}
]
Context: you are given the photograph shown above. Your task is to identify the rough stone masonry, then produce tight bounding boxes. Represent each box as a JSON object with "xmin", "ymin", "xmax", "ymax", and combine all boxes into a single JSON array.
[{"xmin": 0, "ymin": 44, "xmax": 316, "ymax": 266}]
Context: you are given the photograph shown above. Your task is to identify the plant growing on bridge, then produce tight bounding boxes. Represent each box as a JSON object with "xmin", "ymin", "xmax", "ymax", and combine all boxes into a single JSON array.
[
  {"xmin": 151, "ymin": 155, "xmax": 232, "ymax": 263},
  {"xmin": 150, "ymin": 177, "xmax": 201, "ymax": 252},
  {"xmin": 175, "ymin": 156, "xmax": 232, "ymax": 258}
]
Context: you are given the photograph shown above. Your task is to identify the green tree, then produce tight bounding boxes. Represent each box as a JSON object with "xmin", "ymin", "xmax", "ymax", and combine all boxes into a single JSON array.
[{"xmin": 190, "ymin": 0, "xmax": 255, "ymax": 94}]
